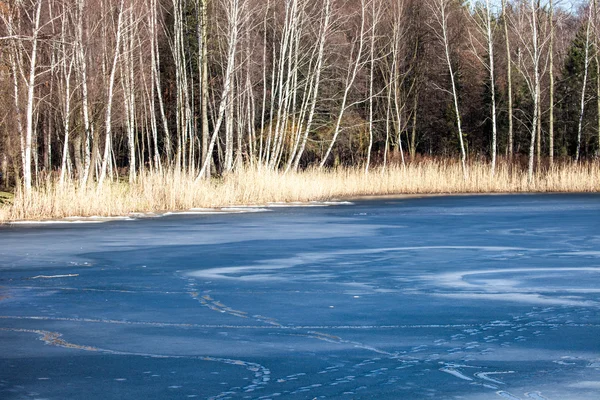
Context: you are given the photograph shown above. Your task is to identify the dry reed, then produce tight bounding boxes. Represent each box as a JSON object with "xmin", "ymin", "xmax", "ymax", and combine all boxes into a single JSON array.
[{"xmin": 1, "ymin": 160, "xmax": 599, "ymax": 222}]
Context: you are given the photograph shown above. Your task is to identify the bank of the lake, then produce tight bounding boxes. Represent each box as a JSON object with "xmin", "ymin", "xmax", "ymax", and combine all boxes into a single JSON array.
[{"xmin": 1, "ymin": 161, "xmax": 599, "ymax": 223}]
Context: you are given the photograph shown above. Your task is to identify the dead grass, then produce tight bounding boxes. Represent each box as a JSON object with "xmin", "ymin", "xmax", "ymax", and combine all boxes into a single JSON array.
[{"xmin": 1, "ymin": 160, "xmax": 599, "ymax": 222}]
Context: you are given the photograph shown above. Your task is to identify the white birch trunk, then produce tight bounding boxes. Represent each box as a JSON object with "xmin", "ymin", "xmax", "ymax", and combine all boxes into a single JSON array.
[
  {"xmin": 59, "ymin": 12, "xmax": 75, "ymax": 185},
  {"xmin": 576, "ymin": 5, "xmax": 592, "ymax": 162},
  {"xmin": 365, "ymin": 0, "xmax": 378, "ymax": 174},
  {"xmin": 320, "ymin": 0, "xmax": 367, "ymax": 168},
  {"xmin": 485, "ymin": 0, "xmax": 498, "ymax": 176},
  {"xmin": 77, "ymin": 0, "xmax": 95, "ymax": 185},
  {"xmin": 98, "ymin": 0, "xmax": 125, "ymax": 188},
  {"xmin": 290, "ymin": 0, "xmax": 331, "ymax": 172},
  {"xmin": 528, "ymin": 0, "xmax": 540, "ymax": 182},
  {"xmin": 196, "ymin": 0, "xmax": 240, "ymax": 179},
  {"xmin": 549, "ymin": 0, "xmax": 555, "ymax": 166},
  {"xmin": 22, "ymin": 0, "xmax": 43, "ymax": 194},
  {"xmin": 433, "ymin": 0, "xmax": 467, "ymax": 179},
  {"xmin": 150, "ymin": 0, "xmax": 171, "ymax": 165},
  {"xmin": 502, "ymin": 0, "xmax": 514, "ymax": 162}
]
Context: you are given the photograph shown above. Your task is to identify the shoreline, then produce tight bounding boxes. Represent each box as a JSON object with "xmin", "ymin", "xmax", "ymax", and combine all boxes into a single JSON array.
[
  {"xmin": 345, "ymin": 190, "xmax": 600, "ymax": 201},
  {"xmin": 3, "ymin": 191, "xmax": 599, "ymax": 225},
  {"xmin": 1, "ymin": 163, "xmax": 599, "ymax": 224}
]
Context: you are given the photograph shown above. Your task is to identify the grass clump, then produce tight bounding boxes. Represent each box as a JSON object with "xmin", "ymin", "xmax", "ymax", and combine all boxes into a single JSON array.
[{"xmin": 1, "ymin": 160, "xmax": 599, "ymax": 223}]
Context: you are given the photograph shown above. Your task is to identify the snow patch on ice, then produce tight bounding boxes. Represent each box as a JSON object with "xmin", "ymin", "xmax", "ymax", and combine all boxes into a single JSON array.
[
  {"xmin": 10, "ymin": 215, "xmax": 136, "ymax": 224},
  {"xmin": 220, "ymin": 207, "xmax": 271, "ymax": 213},
  {"xmin": 439, "ymin": 367, "xmax": 473, "ymax": 381},
  {"xmin": 10, "ymin": 220, "xmax": 105, "ymax": 225}
]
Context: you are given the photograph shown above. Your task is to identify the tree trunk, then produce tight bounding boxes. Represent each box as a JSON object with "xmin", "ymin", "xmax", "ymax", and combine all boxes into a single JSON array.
[
  {"xmin": 528, "ymin": 0, "xmax": 540, "ymax": 183},
  {"xmin": 196, "ymin": 0, "xmax": 241, "ymax": 179},
  {"xmin": 435, "ymin": 0, "xmax": 467, "ymax": 179},
  {"xmin": 98, "ymin": 0, "xmax": 125, "ymax": 188},
  {"xmin": 549, "ymin": 0, "xmax": 555, "ymax": 166},
  {"xmin": 502, "ymin": 0, "xmax": 514, "ymax": 162},
  {"xmin": 365, "ymin": 0, "xmax": 378, "ymax": 174},
  {"xmin": 595, "ymin": 0, "xmax": 600, "ymax": 156},
  {"xmin": 321, "ymin": 0, "xmax": 367, "ymax": 168},
  {"xmin": 22, "ymin": 0, "xmax": 43, "ymax": 195},
  {"xmin": 576, "ymin": 6, "xmax": 592, "ymax": 162},
  {"xmin": 485, "ymin": 0, "xmax": 498, "ymax": 176}
]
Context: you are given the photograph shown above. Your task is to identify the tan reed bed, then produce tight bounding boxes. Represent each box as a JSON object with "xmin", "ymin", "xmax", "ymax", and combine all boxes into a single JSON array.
[{"xmin": 1, "ymin": 160, "xmax": 599, "ymax": 223}]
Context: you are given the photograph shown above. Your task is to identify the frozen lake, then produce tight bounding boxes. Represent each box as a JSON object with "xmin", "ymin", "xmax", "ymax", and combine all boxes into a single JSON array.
[{"xmin": 1, "ymin": 194, "xmax": 600, "ymax": 399}]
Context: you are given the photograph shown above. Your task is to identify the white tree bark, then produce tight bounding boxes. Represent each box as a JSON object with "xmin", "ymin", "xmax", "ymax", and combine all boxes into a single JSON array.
[
  {"xmin": 290, "ymin": 0, "xmax": 331, "ymax": 172},
  {"xmin": 76, "ymin": 0, "xmax": 95, "ymax": 185},
  {"xmin": 22, "ymin": 0, "xmax": 43, "ymax": 193},
  {"xmin": 196, "ymin": 0, "xmax": 242, "ymax": 179},
  {"xmin": 502, "ymin": 0, "xmax": 514, "ymax": 162},
  {"xmin": 548, "ymin": 0, "xmax": 555, "ymax": 166},
  {"xmin": 432, "ymin": 0, "xmax": 467, "ymax": 179},
  {"xmin": 528, "ymin": 0, "xmax": 540, "ymax": 182},
  {"xmin": 320, "ymin": 0, "xmax": 367, "ymax": 168},
  {"xmin": 98, "ymin": 0, "xmax": 125, "ymax": 188},
  {"xmin": 365, "ymin": 0, "xmax": 380, "ymax": 174},
  {"xmin": 470, "ymin": 0, "xmax": 498, "ymax": 175},
  {"xmin": 576, "ymin": 4, "xmax": 592, "ymax": 162},
  {"xmin": 59, "ymin": 9, "xmax": 75, "ymax": 185}
]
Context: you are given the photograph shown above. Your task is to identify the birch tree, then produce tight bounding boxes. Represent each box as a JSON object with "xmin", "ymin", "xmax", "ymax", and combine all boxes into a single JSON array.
[
  {"xmin": 502, "ymin": 0, "xmax": 515, "ymax": 161},
  {"xmin": 470, "ymin": 0, "xmax": 499, "ymax": 175},
  {"xmin": 59, "ymin": 4, "xmax": 75, "ymax": 184},
  {"xmin": 121, "ymin": 4, "xmax": 138, "ymax": 182},
  {"xmin": 98, "ymin": 0, "xmax": 125, "ymax": 188},
  {"xmin": 365, "ymin": 0, "xmax": 382, "ymax": 173},
  {"xmin": 3, "ymin": 1, "xmax": 26, "ymax": 185},
  {"xmin": 548, "ymin": 0, "xmax": 555, "ymax": 165},
  {"xmin": 320, "ymin": 0, "xmax": 368, "ymax": 168},
  {"xmin": 595, "ymin": 0, "xmax": 600, "ymax": 155},
  {"xmin": 3, "ymin": 0, "xmax": 45, "ymax": 194},
  {"xmin": 76, "ymin": 0, "xmax": 95, "ymax": 185},
  {"xmin": 288, "ymin": 0, "xmax": 332, "ymax": 172},
  {"xmin": 388, "ymin": 0, "xmax": 412, "ymax": 168},
  {"xmin": 431, "ymin": 0, "xmax": 467, "ymax": 179},
  {"xmin": 196, "ymin": 0, "xmax": 243, "ymax": 179},
  {"xmin": 149, "ymin": 0, "xmax": 171, "ymax": 166},
  {"xmin": 196, "ymin": 0, "xmax": 210, "ymax": 177},
  {"xmin": 23, "ymin": 0, "xmax": 42, "ymax": 193},
  {"xmin": 575, "ymin": 2, "xmax": 592, "ymax": 161},
  {"xmin": 512, "ymin": 0, "xmax": 546, "ymax": 182}
]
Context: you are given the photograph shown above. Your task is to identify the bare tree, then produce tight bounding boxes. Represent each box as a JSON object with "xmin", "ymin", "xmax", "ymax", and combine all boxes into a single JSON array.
[
  {"xmin": 289, "ymin": 0, "xmax": 332, "ymax": 172},
  {"xmin": 470, "ymin": 0, "xmax": 499, "ymax": 175},
  {"xmin": 3, "ymin": 0, "xmax": 45, "ymax": 194},
  {"xmin": 98, "ymin": 0, "xmax": 125, "ymax": 188},
  {"xmin": 512, "ymin": 0, "xmax": 547, "ymax": 182},
  {"xmin": 548, "ymin": 0, "xmax": 555, "ymax": 165},
  {"xmin": 365, "ymin": 0, "xmax": 383, "ymax": 173},
  {"xmin": 575, "ymin": 2, "xmax": 592, "ymax": 162},
  {"xmin": 595, "ymin": 0, "xmax": 600, "ymax": 155},
  {"xmin": 59, "ymin": 3, "xmax": 75, "ymax": 185},
  {"xmin": 196, "ymin": 0, "xmax": 210, "ymax": 177},
  {"xmin": 502, "ymin": 0, "xmax": 515, "ymax": 162},
  {"xmin": 431, "ymin": 0, "xmax": 467, "ymax": 179},
  {"xmin": 196, "ymin": 0, "xmax": 243, "ymax": 179},
  {"xmin": 320, "ymin": 0, "xmax": 369, "ymax": 168}
]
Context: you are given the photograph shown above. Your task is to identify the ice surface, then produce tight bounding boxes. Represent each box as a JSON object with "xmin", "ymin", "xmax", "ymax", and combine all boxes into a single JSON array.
[{"xmin": 1, "ymin": 194, "xmax": 600, "ymax": 399}]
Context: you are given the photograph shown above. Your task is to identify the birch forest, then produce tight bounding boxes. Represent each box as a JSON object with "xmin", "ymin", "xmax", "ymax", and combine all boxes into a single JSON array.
[{"xmin": 1, "ymin": 0, "xmax": 599, "ymax": 194}]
